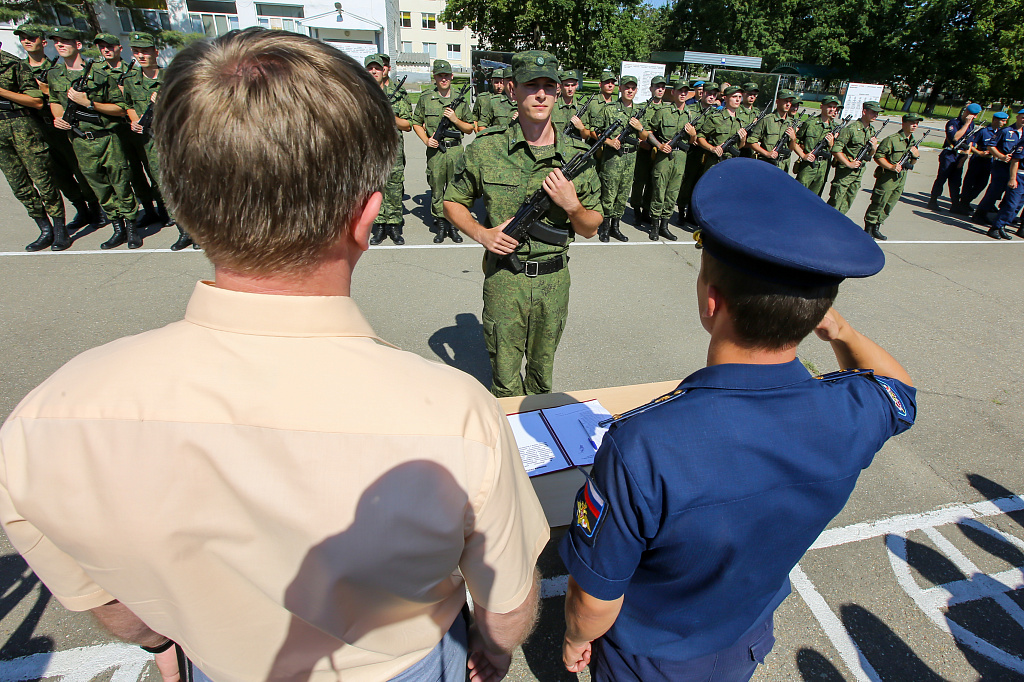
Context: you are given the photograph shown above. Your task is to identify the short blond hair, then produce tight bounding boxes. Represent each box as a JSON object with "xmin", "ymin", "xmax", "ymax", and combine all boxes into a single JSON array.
[{"xmin": 154, "ymin": 28, "xmax": 398, "ymax": 274}]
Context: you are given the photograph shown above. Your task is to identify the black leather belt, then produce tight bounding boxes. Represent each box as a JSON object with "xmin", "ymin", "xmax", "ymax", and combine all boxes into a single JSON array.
[
  {"xmin": 75, "ymin": 128, "xmax": 116, "ymax": 140},
  {"xmin": 0, "ymin": 109, "xmax": 29, "ymax": 121},
  {"xmin": 499, "ymin": 254, "xmax": 567, "ymax": 277}
]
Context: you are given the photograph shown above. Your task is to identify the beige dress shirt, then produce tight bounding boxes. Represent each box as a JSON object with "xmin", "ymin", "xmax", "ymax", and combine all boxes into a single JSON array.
[{"xmin": 0, "ymin": 281, "xmax": 549, "ymax": 682}]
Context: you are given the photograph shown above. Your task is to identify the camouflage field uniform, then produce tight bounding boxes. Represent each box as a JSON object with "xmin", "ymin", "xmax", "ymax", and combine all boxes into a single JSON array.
[
  {"xmin": 477, "ymin": 93, "xmax": 515, "ymax": 130},
  {"xmin": 697, "ymin": 108, "xmax": 744, "ymax": 172},
  {"xmin": 794, "ymin": 114, "xmax": 837, "ymax": 193},
  {"xmin": 25, "ymin": 56, "xmax": 96, "ymax": 206},
  {"xmin": 411, "ymin": 86, "xmax": 472, "ymax": 223},
  {"xmin": 0, "ymin": 52, "xmax": 62, "ymax": 219},
  {"xmin": 597, "ymin": 98, "xmax": 642, "ymax": 219},
  {"xmin": 678, "ymin": 103, "xmax": 713, "ymax": 217},
  {"xmin": 630, "ymin": 97, "xmax": 666, "ymax": 217},
  {"xmin": 120, "ymin": 66, "xmax": 163, "ymax": 206},
  {"xmin": 48, "ymin": 62, "xmax": 137, "ymax": 221},
  {"xmin": 829, "ymin": 120, "xmax": 877, "ymax": 214},
  {"xmin": 551, "ymin": 94, "xmax": 578, "ymax": 136},
  {"xmin": 747, "ymin": 112, "xmax": 796, "ymax": 171},
  {"xmin": 865, "ymin": 130, "xmax": 917, "ymax": 229},
  {"xmin": 445, "ymin": 123, "xmax": 602, "ymax": 397},
  {"xmin": 472, "ymin": 90, "xmax": 491, "ymax": 127},
  {"xmin": 649, "ymin": 104, "xmax": 696, "ymax": 220},
  {"xmin": 376, "ymin": 82, "xmax": 412, "ymax": 227},
  {"xmin": 97, "ymin": 59, "xmax": 154, "ymax": 208}
]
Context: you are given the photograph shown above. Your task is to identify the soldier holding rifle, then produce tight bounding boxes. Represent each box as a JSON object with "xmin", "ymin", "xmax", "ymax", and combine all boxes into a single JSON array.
[
  {"xmin": 793, "ymin": 96, "xmax": 842, "ymax": 193},
  {"xmin": 366, "ymin": 53, "xmax": 412, "ymax": 246},
  {"xmin": 828, "ymin": 101, "xmax": 883, "ymax": 214},
  {"xmin": 745, "ymin": 88, "xmax": 797, "ymax": 170},
  {"xmin": 864, "ymin": 113, "xmax": 924, "ymax": 241}
]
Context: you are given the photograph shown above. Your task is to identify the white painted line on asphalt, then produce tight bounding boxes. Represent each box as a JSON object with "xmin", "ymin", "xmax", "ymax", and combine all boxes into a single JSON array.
[
  {"xmin": 0, "ymin": 643, "xmax": 149, "ymax": 682},
  {"xmin": 882, "ymin": 240, "xmax": 1024, "ymax": 244},
  {"xmin": 0, "ymin": 248, "xmax": 205, "ymax": 256},
  {"xmin": 790, "ymin": 564, "xmax": 881, "ymax": 682}
]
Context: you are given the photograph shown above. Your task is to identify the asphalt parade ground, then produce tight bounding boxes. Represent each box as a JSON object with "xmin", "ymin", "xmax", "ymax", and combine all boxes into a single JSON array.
[{"xmin": 0, "ymin": 136, "xmax": 1023, "ymax": 682}]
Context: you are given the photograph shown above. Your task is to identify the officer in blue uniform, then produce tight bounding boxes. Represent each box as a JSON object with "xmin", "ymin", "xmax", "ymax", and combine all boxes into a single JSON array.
[
  {"xmin": 973, "ymin": 109, "xmax": 1024, "ymax": 226},
  {"xmin": 559, "ymin": 158, "xmax": 916, "ymax": 682},
  {"xmin": 928, "ymin": 103, "xmax": 980, "ymax": 212},
  {"xmin": 986, "ymin": 131, "xmax": 1024, "ymax": 239},
  {"xmin": 959, "ymin": 111, "xmax": 1008, "ymax": 215}
]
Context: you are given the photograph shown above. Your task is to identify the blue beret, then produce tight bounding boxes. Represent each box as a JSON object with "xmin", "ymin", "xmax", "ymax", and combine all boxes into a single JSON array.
[
  {"xmin": 993, "ymin": 111, "xmax": 1009, "ymax": 119},
  {"xmin": 692, "ymin": 159, "xmax": 884, "ymax": 287},
  {"xmin": 966, "ymin": 103, "xmax": 982, "ymax": 115}
]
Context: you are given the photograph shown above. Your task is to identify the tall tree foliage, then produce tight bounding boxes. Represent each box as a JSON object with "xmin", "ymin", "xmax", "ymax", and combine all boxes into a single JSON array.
[{"xmin": 0, "ymin": 0, "xmax": 196, "ymax": 47}]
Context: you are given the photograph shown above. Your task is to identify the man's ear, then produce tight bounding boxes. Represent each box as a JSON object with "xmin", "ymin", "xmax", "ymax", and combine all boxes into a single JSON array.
[
  {"xmin": 704, "ymin": 283, "xmax": 723, "ymax": 321},
  {"xmin": 349, "ymin": 191, "xmax": 383, "ymax": 253}
]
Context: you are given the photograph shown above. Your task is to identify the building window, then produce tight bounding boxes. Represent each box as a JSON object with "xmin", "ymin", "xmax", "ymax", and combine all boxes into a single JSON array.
[
  {"xmin": 118, "ymin": 8, "xmax": 172, "ymax": 32},
  {"xmin": 423, "ymin": 42, "xmax": 436, "ymax": 59},
  {"xmin": 446, "ymin": 21, "xmax": 462, "ymax": 31},
  {"xmin": 190, "ymin": 12, "xmax": 240, "ymax": 36},
  {"xmin": 421, "ymin": 13, "xmax": 436, "ymax": 29},
  {"xmin": 400, "ymin": 11, "xmax": 411, "ymax": 28},
  {"xmin": 401, "ymin": 41, "xmax": 412, "ymax": 52},
  {"xmin": 256, "ymin": 3, "xmax": 303, "ymax": 17},
  {"xmin": 447, "ymin": 44, "xmax": 461, "ymax": 60}
]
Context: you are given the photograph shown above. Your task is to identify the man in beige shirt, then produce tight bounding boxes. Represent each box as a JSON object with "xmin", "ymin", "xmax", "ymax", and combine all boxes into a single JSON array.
[{"xmin": 0, "ymin": 28, "xmax": 548, "ymax": 682}]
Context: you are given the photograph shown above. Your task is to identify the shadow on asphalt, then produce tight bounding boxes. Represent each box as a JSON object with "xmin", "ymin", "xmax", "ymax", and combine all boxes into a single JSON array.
[
  {"xmin": 795, "ymin": 647, "xmax": 845, "ymax": 680},
  {"xmin": 427, "ymin": 312, "xmax": 492, "ymax": 388},
  {"xmin": 0, "ymin": 553, "xmax": 53, "ymax": 674}
]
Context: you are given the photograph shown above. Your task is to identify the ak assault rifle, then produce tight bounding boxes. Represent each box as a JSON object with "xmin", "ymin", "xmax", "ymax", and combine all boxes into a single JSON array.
[
  {"xmin": 768, "ymin": 115, "xmax": 804, "ymax": 160},
  {"xmin": 61, "ymin": 60, "xmax": 103, "ymax": 138},
  {"xmin": 664, "ymin": 105, "xmax": 714, "ymax": 154},
  {"xmin": 853, "ymin": 120, "xmax": 889, "ymax": 164},
  {"xmin": 499, "ymin": 111, "xmax": 629, "ymax": 272},
  {"xmin": 563, "ymin": 91, "xmax": 596, "ymax": 138},
  {"xmin": 137, "ymin": 101, "xmax": 154, "ymax": 134},
  {"xmin": 896, "ymin": 130, "xmax": 929, "ymax": 174},
  {"xmin": 610, "ymin": 99, "xmax": 652, "ymax": 149},
  {"xmin": 722, "ymin": 104, "xmax": 772, "ymax": 158},
  {"xmin": 387, "ymin": 75, "xmax": 407, "ymax": 105},
  {"xmin": 809, "ymin": 115, "xmax": 854, "ymax": 167},
  {"xmin": 949, "ymin": 121, "xmax": 979, "ymax": 154},
  {"xmin": 117, "ymin": 59, "xmax": 135, "ymax": 86},
  {"xmin": 430, "ymin": 83, "xmax": 470, "ymax": 151}
]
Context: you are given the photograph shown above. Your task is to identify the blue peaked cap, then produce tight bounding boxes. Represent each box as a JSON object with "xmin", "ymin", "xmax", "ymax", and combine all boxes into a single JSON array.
[{"xmin": 692, "ymin": 158, "xmax": 885, "ymax": 287}]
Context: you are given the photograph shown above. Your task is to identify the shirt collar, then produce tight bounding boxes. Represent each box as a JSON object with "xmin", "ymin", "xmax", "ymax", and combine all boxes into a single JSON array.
[
  {"xmin": 184, "ymin": 281, "xmax": 392, "ymax": 342},
  {"xmin": 678, "ymin": 358, "xmax": 812, "ymax": 391},
  {"xmin": 506, "ymin": 121, "xmax": 573, "ymax": 160}
]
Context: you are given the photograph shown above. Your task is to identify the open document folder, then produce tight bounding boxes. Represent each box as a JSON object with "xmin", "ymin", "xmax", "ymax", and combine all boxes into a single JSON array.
[{"xmin": 506, "ymin": 400, "xmax": 613, "ymax": 477}]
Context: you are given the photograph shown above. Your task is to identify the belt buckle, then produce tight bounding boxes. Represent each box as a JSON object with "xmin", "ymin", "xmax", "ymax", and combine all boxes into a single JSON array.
[
  {"xmin": 82, "ymin": 131, "xmax": 95, "ymax": 140},
  {"xmin": 524, "ymin": 260, "xmax": 539, "ymax": 277}
]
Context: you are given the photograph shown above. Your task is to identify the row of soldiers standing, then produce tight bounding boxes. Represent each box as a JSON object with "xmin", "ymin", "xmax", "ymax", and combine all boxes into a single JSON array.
[{"xmin": 2, "ymin": 24, "xmax": 192, "ymax": 252}]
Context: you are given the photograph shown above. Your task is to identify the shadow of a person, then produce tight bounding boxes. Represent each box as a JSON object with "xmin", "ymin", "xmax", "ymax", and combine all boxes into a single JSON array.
[
  {"xmin": 0, "ymin": 554, "xmax": 54, "ymax": 675},
  {"xmin": 428, "ymin": 313, "xmax": 492, "ymax": 387}
]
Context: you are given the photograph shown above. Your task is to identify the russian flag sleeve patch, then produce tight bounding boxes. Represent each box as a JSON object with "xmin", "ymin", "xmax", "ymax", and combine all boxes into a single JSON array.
[{"xmin": 573, "ymin": 479, "xmax": 608, "ymax": 545}]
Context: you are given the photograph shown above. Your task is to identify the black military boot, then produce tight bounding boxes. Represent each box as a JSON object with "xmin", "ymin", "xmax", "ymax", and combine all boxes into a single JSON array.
[
  {"xmin": 134, "ymin": 202, "xmax": 160, "ymax": 229},
  {"xmin": 101, "ymin": 217, "xmax": 127, "ymax": 249},
  {"xmin": 127, "ymin": 218, "xmax": 143, "ymax": 249},
  {"xmin": 50, "ymin": 217, "xmax": 71, "ymax": 251},
  {"xmin": 448, "ymin": 221, "xmax": 463, "ymax": 243},
  {"xmin": 369, "ymin": 224, "xmax": 385, "ymax": 245},
  {"xmin": 658, "ymin": 218, "xmax": 678, "ymax": 241},
  {"xmin": 157, "ymin": 201, "xmax": 174, "ymax": 226},
  {"xmin": 926, "ymin": 195, "xmax": 939, "ymax": 211},
  {"xmin": 170, "ymin": 225, "xmax": 194, "ymax": 251},
  {"xmin": 609, "ymin": 218, "xmax": 628, "ymax": 242},
  {"xmin": 387, "ymin": 224, "xmax": 405, "ymax": 246},
  {"xmin": 65, "ymin": 201, "xmax": 93, "ymax": 232},
  {"xmin": 25, "ymin": 216, "xmax": 54, "ymax": 251},
  {"xmin": 870, "ymin": 223, "xmax": 887, "ymax": 241},
  {"xmin": 648, "ymin": 217, "xmax": 660, "ymax": 240},
  {"xmin": 432, "ymin": 220, "xmax": 445, "ymax": 243},
  {"xmin": 951, "ymin": 201, "xmax": 971, "ymax": 216},
  {"xmin": 598, "ymin": 218, "xmax": 610, "ymax": 242}
]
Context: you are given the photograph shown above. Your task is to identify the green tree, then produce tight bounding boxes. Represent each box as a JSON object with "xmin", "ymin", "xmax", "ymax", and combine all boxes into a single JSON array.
[{"xmin": 0, "ymin": 0, "xmax": 197, "ymax": 47}]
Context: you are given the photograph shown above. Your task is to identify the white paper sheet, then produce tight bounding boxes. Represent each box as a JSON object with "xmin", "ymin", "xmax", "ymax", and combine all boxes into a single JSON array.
[
  {"xmin": 506, "ymin": 410, "xmax": 571, "ymax": 476},
  {"xmin": 540, "ymin": 400, "xmax": 613, "ymax": 467}
]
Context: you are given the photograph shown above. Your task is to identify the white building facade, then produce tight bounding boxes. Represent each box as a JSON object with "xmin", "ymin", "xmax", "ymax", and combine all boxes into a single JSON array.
[{"xmin": 396, "ymin": 0, "xmax": 477, "ymax": 73}]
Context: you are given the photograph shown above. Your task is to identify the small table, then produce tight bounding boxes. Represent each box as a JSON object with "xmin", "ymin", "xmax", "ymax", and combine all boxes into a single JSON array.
[{"xmin": 498, "ymin": 380, "xmax": 680, "ymax": 526}]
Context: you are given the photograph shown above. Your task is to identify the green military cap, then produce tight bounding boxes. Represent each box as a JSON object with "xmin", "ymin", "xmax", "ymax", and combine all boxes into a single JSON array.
[
  {"xmin": 863, "ymin": 101, "xmax": 883, "ymax": 112},
  {"xmin": 821, "ymin": 95, "xmax": 841, "ymax": 106},
  {"xmin": 93, "ymin": 32, "xmax": 120, "ymax": 45},
  {"xmin": 511, "ymin": 50, "xmax": 560, "ymax": 83},
  {"xmin": 672, "ymin": 79, "xmax": 690, "ymax": 91},
  {"xmin": 743, "ymin": 81, "xmax": 759, "ymax": 92},
  {"xmin": 902, "ymin": 113, "xmax": 924, "ymax": 122},
  {"xmin": 619, "ymin": 74, "xmax": 638, "ymax": 87},
  {"xmin": 703, "ymin": 82, "xmax": 720, "ymax": 92},
  {"xmin": 793, "ymin": 97, "xmax": 803, "ymax": 106},
  {"xmin": 651, "ymin": 75, "xmax": 667, "ymax": 86},
  {"xmin": 14, "ymin": 23, "xmax": 44, "ymax": 38},
  {"xmin": 364, "ymin": 53, "xmax": 384, "ymax": 68},
  {"xmin": 559, "ymin": 69, "xmax": 581, "ymax": 82},
  {"xmin": 49, "ymin": 26, "xmax": 80, "ymax": 40},
  {"xmin": 722, "ymin": 85, "xmax": 742, "ymax": 96},
  {"xmin": 491, "ymin": 68, "xmax": 505, "ymax": 78},
  {"xmin": 776, "ymin": 89, "xmax": 796, "ymax": 100},
  {"xmin": 601, "ymin": 69, "xmax": 617, "ymax": 83},
  {"xmin": 129, "ymin": 31, "xmax": 156, "ymax": 48},
  {"xmin": 378, "ymin": 53, "xmax": 390, "ymax": 65},
  {"xmin": 432, "ymin": 59, "xmax": 453, "ymax": 75}
]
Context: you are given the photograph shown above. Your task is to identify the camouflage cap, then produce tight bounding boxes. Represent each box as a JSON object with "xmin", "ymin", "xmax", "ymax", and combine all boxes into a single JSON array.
[
  {"xmin": 793, "ymin": 97, "xmax": 804, "ymax": 106},
  {"xmin": 364, "ymin": 53, "xmax": 384, "ymax": 68},
  {"xmin": 129, "ymin": 31, "xmax": 156, "ymax": 48},
  {"xmin": 821, "ymin": 95, "xmax": 841, "ymax": 106},
  {"xmin": 14, "ymin": 23, "xmax": 44, "ymax": 38},
  {"xmin": 511, "ymin": 50, "xmax": 560, "ymax": 83},
  {"xmin": 93, "ymin": 32, "xmax": 120, "ymax": 45},
  {"xmin": 672, "ymin": 79, "xmax": 690, "ymax": 91},
  {"xmin": 743, "ymin": 81, "xmax": 760, "ymax": 92},
  {"xmin": 703, "ymin": 82, "xmax": 720, "ymax": 92},
  {"xmin": 600, "ymin": 69, "xmax": 617, "ymax": 83},
  {"xmin": 559, "ymin": 69, "xmax": 581, "ymax": 82},
  {"xmin": 722, "ymin": 85, "xmax": 742, "ymax": 96},
  {"xmin": 431, "ymin": 59, "xmax": 453, "ymax": 75},
  {"xmin": 862, "ymin": 101, "xmax": 883, "ymax": 112},
  {"xmin": 651, "ymin": 74, "xmax": 667, "ymax": 86},
  {"xmin": 378, "ymin": 52, "xmax": 390, "ymax": 65},
  {"xmin": 776, "ymin": 89, "xmax": 796, "ymax": 100},
  {"xmin": 49, "ymin": 26, "xmax": 80, "ymax": 41},
  {"xmin": 491, "ymin": 67, "xmax": 505, "ymax": 78},
  {"xmin": 619, "ymin": 74, "xmax": 638, "ymax": 87},
  {"xmin": 902, "ymin": 113, "xmax": 924, "ymax": 122}
]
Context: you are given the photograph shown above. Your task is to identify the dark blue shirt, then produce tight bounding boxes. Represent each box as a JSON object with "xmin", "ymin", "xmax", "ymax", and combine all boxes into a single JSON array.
[
  {"xmin": 942, "ymin": 117, "xmax": 974, "ymax": 157},
  {"xmin": 974, "ymin": 125, "xmax": 1002, "ymax": 151},
  {"xmin": 560, "ymin": 359, "xmax": 916, "ymax": 662},
  {"xmin": 995, "ymin": 125, "xmax": 1023, "ymax": 158}
]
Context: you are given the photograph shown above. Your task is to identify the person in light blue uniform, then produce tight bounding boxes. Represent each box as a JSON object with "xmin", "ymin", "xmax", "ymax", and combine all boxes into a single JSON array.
[
  {"xmin": 928, "ymin": 103, "xmax": 980, "ymax": 212},
  {"xmin": 973, "ymin": 109, "xmax": 1024, "ymax": 226},
  {"xmin": 958, "ymin": 111, "xmax": 1007, "ymax": 215},
  {"xmin": 559, "ymin": 158, "xmax": 916, "ymax": 682}
]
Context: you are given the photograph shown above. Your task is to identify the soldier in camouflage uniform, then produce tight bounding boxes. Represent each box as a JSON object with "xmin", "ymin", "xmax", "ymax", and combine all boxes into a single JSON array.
[
  {"xmin": 551, "ymin": 69, "xmax": 583, "ymax": 137},
  {"xmin": 793, "ymin": 96, "xmax": 841, "ymax": 194},
  {"xmin": 0, "ymin": 42, "xmax": 66, "ymax": 251},
  {"xmin": 738, "ymin": 82, "xmax": 761, "ymax": 127},
  {"xmin": 696, "ymin": 85, "xmax": 747, "ymax": 173},
  {"xmin": 412, "ymin": 59, "xmax": 474, "ymax": 243},
  {"xmin": 677, "ymin": 83, "xmax": 720, "ymax": 222},
  {"xmin": 475, "ymin": 69, "xmax": 516, "ymax": 130},
  {"xmin": 123, "ymin": 31, "xmax": 195, "ymax": 251},
  {"xmin": 444, "ymin": 50, "xmax": 602, "ymax": 398},
  {"xmin": 828, "ymin": 101, "xmax": 882, "ymax": 214},
  {"xmin": 17, "ymin": 23, "xmax": 100, "ymax": 233},
  {"xmin": 629, "ymin": 74, "xmax": 668, "ymax": 225},
  {"xmin": 596, "ymin": 74, "xmax": 644, "ymax": 242},
  {"xmin": 580, "ymin": 70, "xmax": 617, "ymax": 142},
  {"xmin": 864, "ymin": 114, "xmax": 923, "ymax": 240},
  {"xmin": 472, "ymin": 67, "xmax": 500, "ymax": 131},
  {"xmin": 365, "ymin": 53, "xmax": 412, "ymax": 246},
  {"xmin": 94, "ymin": 32, "xmax": 159, "ymax": 229},
  {"xmin": 745, "ymin": 88, "xmax": 797, "ymax": 171},
  {"xmin": 646, "ymin": 79, "xmax": 699, "ymax": 241},
  {"xmin": 48, "ymin": 28, "xmax": 139, "ymax": 249}
]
